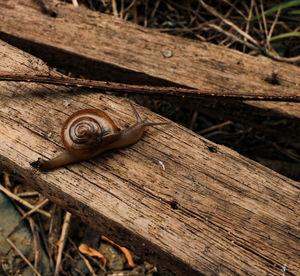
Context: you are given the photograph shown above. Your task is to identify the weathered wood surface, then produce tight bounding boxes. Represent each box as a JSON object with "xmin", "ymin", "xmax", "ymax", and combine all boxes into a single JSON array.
[
  {"xmin": 1, "ymin": 41, "xmax": 300, "ymax": 275},
  {"xmin": 0, "ymin": 0, "xmax": 299, "ymax": 119}
]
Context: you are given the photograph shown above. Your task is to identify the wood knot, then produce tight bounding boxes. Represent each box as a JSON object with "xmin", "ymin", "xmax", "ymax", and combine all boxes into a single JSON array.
[
  {"xmin": 169, "ymin": 200, "xmax": 179, "ymax": 210},
  {"xmin": 264, "ymin": 70, "xmax": 280, "ymax": 85},
  {"xmin": 207, "ymin": 145, "xmax": 217, "ymax": 153}
]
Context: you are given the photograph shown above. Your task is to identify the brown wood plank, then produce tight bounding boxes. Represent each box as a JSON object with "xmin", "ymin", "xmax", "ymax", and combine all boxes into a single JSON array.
[
  {"xmin": 0, "ymin": 0, "xmax": 299, "ymax": 120},
  {"xmin": 1, "ymin": 41, "xmax": 300, "ymax": 275}
]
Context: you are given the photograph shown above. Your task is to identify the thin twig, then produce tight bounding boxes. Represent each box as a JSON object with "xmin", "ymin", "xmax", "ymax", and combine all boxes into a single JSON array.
[
  {"xmin": 7, "ymin": 198, "xmax": 49, "ymax": 238},
  {"xmin": 223, "ymin": 0, "xmax": 235, "ymax": 18},
  {"xmin": 149, "ymin": 0, "xmax": 161, "ymax": 21},
  {"xmin": 0, "ymin": 184, "xmax": 51, "ymax": 218},
  {"xmin": 272, "ymin": 55, "xmax": 300, "ymax": 63},
  {"xmin": 244, "ymin": 0, "xmax": 254, "ymax": 53},
  {"xmin": 259, "ymin": 0, "xmax": 269, "ymax": 47},
  {"xmin": 23, "ymin": 199, "xmax": 49, "ymax": 219},
  {"xmin": 49, "ymin": 205, "xmax": 61, "ymax": 272},
  {"xmin": 198, "ymin": 0, "xmax": 260, "ymax": 48},
  {"xmin": 200, "ymin": 0, "xmax": 300, "ymax": 63},
  {"xmin": 29, "ymin": 218, "xmax": 42, "ymax": 275},
  {"xmin": 144, "ymin": 0, "xmax": 148, "ymax": 27},
  {"xmin": 6, "ymin": 238, "xmax": 42, "ymax": 276},
  {"xmin": 133, "ymin": 0, "xmax": 138, "ymax": 24},
  {"xmin": 199, "ymin": 121, "xmax": 232, "ymax": 135},
  {"xmin": 112, "ymin": 0, "xmax": 119, "ymax": 17},
  {"xmin": 120, "ymin": 0, "xmax": 124, "ymax": 19},
  {"xmin": 208, "ymin": 23, "xmax": 258, "ymax": 50},
  {"xmin": 36, "ymin": 213, "xmax": 55, "ymax": 273},
  {"xmin": 3, "ymin": 171, "xmax": 12, "ymax": 188},
  {"xmin": 16, "ymin": 191, "xmax": 40, "ymax": 198},
  {"xmin": 253, "ymin": 0, "xmax": 264, "ymax": 38},
  {"xmin": 0, "ymin": 71, "xmax": 298, "ymax": 102},
  {"xmin": 72, "ymin": 0, "xmax": 79, "ymax": 7},
  {"xmin": 267, "ymin": 7, "xmax": 282, "ymax": 48},
  {"xmin": 6, "ymin": 196, "xmax": 44, "ymax": 274},
  {"xmin": 54, "ymin": 212, "xmax": 72, "ymax": 276},
  {"xmin": 78, "ymin": 252, "xmax": 97, "ymax": 276},
  {"xmin": 22, "ymin": 198, "xmax": 49, "ymax": 219},
  {"xmin": 123, "ymin": 0, "xmax": 136, "ymax": 19},
  {"xmin": 223, "ymin": 0, "xmax": 247, "ymax": 19}
]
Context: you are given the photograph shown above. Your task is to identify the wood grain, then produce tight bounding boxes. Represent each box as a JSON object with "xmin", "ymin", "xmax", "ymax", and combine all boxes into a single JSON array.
[
  {"xmin": 0, "ymin": 41, "xmax": 300, "ymax": 275},
  {"xmin": 0, "ymin": 0, "xmax": 299, "ymax": 119}
]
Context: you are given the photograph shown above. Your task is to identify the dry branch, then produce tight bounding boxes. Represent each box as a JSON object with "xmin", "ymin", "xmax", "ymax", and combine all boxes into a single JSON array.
[{"xmin": 0, "ymin": 70, "xmax": 298, "ymax": 102}]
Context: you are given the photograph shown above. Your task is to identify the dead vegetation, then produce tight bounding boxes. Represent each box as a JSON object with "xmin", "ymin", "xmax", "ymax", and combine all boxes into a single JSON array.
[{"xmin": 77, "ymin": 0, "xmax": 300, "ymax": 62}]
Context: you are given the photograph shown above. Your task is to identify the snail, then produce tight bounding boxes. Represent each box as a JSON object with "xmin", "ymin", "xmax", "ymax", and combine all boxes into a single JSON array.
[{"xmin": 30, "ymin": 101, "xmax": 167, "ymax": 171}]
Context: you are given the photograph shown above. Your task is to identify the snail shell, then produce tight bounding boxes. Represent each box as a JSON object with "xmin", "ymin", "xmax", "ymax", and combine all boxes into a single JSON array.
[
  {"xmin": 30, "ymin": 101, "xmax": 168, "ymax": 171},
  {"xmin": 61, "ymin": 109, "xmax": 119, "ymax": 157}
]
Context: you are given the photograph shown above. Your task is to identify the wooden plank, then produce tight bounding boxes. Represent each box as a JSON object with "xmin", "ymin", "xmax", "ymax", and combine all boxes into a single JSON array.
[
  {"xmin": 1, "ymin": 41, "xmax": 300, "ymax": 275},
  {"xmin": 0, "ymin": 0, "xmax": 299, "ymax": 120}
]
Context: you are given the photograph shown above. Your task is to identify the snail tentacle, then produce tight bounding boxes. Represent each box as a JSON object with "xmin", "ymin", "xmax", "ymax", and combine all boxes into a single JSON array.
[{"xmin": 31, "ymin": 101, "xmax": 167, "ymax": 171}]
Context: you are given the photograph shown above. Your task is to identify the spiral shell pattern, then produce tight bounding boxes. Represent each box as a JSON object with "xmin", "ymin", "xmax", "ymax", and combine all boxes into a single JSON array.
[
  {"xmin": 61, "ymin": 109, "xmax": 119, "ymax": 156},
  {"xmin": 70, "ymin": 117, "xmax": 102, "ymax": 145}
]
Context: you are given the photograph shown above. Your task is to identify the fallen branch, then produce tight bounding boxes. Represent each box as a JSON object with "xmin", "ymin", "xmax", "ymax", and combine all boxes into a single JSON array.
[{"xmin": 0, "ymin": 70, "xmax": 299, "ymax": 102}]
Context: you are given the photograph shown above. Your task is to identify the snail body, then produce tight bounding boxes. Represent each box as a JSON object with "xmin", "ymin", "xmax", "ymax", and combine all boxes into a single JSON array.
[{"xmin": 31, "ymin": 102, "xmax": 166, "ymax": 171}]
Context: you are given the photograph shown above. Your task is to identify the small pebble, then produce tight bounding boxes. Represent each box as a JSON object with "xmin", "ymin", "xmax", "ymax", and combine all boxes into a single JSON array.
[{"xmin": 162, "ymin": 50, "xmax": 173, "ymax": 58}]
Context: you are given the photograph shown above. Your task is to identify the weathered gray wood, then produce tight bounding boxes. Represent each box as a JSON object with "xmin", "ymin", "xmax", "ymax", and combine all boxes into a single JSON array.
[
  {"xmin": 0, "ymin": 0, "xmax": 299, "ymax": 120},
  {"xmin": 0, "ymin": 41, "xmax": 300, "ymax": 275}
]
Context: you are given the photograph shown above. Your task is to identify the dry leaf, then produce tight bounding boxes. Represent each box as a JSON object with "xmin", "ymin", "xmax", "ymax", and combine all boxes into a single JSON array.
[
  {"xmin": 79, "ymin": 243, "xmax": 107, "ymax": 267},
  {"xmin": 101, "ymin": 235, "xmax": 135, "ymax": 267}
]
